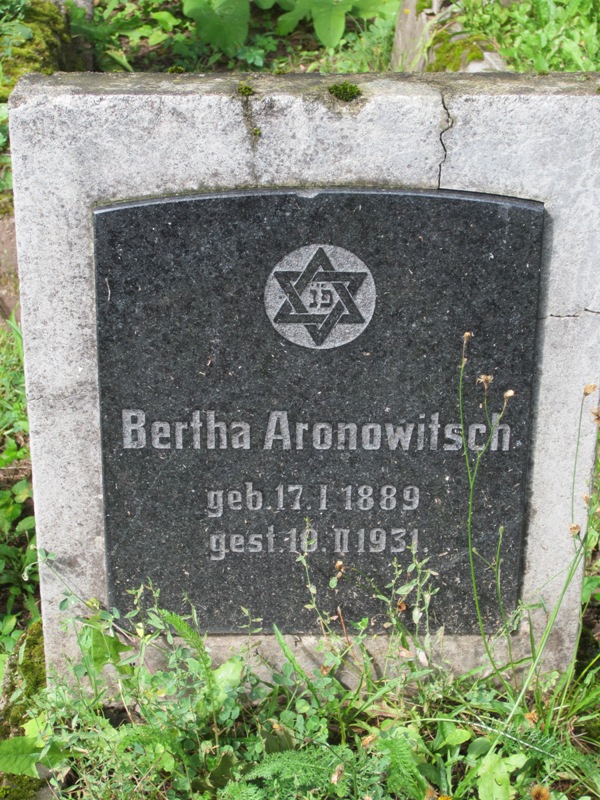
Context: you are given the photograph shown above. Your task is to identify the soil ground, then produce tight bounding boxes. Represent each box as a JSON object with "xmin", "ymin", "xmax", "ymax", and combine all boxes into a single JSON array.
[{"xmin": 0, "ymin": 215, "xmax": 19, "ymax": 322}]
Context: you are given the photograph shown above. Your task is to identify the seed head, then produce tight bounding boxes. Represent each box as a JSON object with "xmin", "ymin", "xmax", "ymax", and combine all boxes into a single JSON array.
[
  {"xmin": 477, "ymin": 374, "xmax": 494, "ymax": 395},
  {"xmin": 330, "ymin": 764, "xmax": 345, "ymax": 785},
  {"xmin": 463, "ymin": 331, "xmax": 472, "ymax": 342},
  {"xmin": 583, "ymin": 383, "xmax": 598, "ymax": 396},
  {"xmin": 592, "ymin": 406, "xmax": 600, "ymax": 424},
  {"xmin": 504, "ymin": 389, "xmax": 515, "ymax": 400},
  {"xmin": 530, "ymin": 786, "xmax": 550, "ymax": 800},
  {"xmin": 569, "ymin": 523, "xmax": 581, "ymax": 536},
  {"xmin": 524, "ymin": 709, "xmax": 538, "ymax": 725}
]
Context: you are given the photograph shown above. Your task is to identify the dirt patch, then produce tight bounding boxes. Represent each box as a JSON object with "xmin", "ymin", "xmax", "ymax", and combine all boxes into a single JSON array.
[{"xmin": 0, "ymin": 215, "xmax": 20, "ymax": 321}]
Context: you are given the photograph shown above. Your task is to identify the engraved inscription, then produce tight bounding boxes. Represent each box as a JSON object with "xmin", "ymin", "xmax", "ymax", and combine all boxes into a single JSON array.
[
  {"xmin": 209, "ymin": 526, "xmax": 420, "ymax": 560},
  {"xmin": 122, "ymin": 409, "xmax": 511, "ymax": 452}
]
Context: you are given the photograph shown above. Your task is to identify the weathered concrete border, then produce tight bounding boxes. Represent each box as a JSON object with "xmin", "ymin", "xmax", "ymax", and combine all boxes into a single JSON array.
[{"xmin": 9, "ymin": 73, "xmax": 600, "ymax": 676}]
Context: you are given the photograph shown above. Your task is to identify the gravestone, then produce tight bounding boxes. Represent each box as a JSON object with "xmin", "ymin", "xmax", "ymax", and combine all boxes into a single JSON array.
[
  {"xmin": 8, "ymin": 73, "xmax": 599, "ymax": 672},
  {"xmin": 96, "ymin": 189, "xmax": 543, "ymax": 634}
]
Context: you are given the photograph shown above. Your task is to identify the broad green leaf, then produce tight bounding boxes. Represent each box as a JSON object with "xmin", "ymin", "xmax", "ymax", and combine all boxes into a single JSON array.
[
  {"xmin": 532, "ymin": 52, "xmax": 549, "ymax": 70},
  {"xmin": 0, "ymin": 736, "xmax": 43, "ymax": 778},
  {"xmin": 467, "ymin": 736, "xmax": 492, "ymax": 759},
  {"xmin": 582, "ymin": 575, "xmax": 600, "ymax": 604},
  {"xmin": 150, "ymin": 10, "xmax": 180, "ymax": 30},
  {"xmin": 311, "ymin": 0, "xmax": 353, "ymax": 47},
  {"xmin": 183, "ymin": 0, "xmax": 250, "ymax": 54},
  {"xmin": 351, "ymin": 0, "xmax": 397, "ymax": 17},
  {"xmin": 12, "ymin": 479, "xmax": 31, "ymax": 503},
  {"xmin": 560, "ymin": 37, "xmax": 588, "ymax": 69},
  {"xmin": 277, "ymin": 0, "xmax": 312, "ymax": 35},
  {"xmin": 16, "ymin": 515, "xmax": 35, "ymax": 533},
  {"xmin": 212, "ymin": 657, "xmax": 244, "ymax": 699},
  {"xmin": 196, "ymin": 657, "xmax": 244, "ymax": 716},
  {"xmin": 106, "ymin": 49, "xmax": 134, "ymax": 71},
  {"xmin": 78, "ymin": 624, "xmax": 133, "ymax": 674},
  {"xmin": 1, "ymin": 614, "xmax": 17, "ymax": 636},
  {"xmin": 126, "ymin": 23, "xmax": 155, "ymax": 45},
  {"xmin": 148, "ymin": 29, "xmax": 170, "ymax": 46},
  {"xmin": 254, "ymin": 0, "xmax": 278, "ymax": 8},
  {"xmin": 502, "ymin": 753, "xmax": 527, "ymax": 772},
  {"xmin": 433, "ymin": 720, "xmax": 471, "ymax": 750},
  {"xmin": 476, "ymin": 751, "xmax": 527, "ymax": 800}
]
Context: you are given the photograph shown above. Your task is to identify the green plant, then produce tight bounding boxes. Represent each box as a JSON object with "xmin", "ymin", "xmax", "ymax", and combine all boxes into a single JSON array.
[
  {"xmin": 269, "ymin": 0, "xmax": 399, "ymax": 49},
  {"xmin": 0, "ymin": 317, "xmax": 38, "ymax": 655},
  {"xmin": 307, "ymin": 13, "xmax": 397, "ymax": 72},
  {"xmin": 182, "ymin": 0, "xmax": 250, "ymax": 56},
  {"xmin": 0, "ymin": 315, "xmax": 27, "ymax": 439},
  {"xmin": 0, "ymin": 0, "xmax": 76, "ymax": 105},
  {"xmin": 0, "ymin": 103, "xmax": 11, "ymax": 197},
  {"xmin": 71, "ymin": 0, "xmax": 400, "ymax": 71},
  {"xmin": 447, "ymin": 0, "xmax": 600, "ymax": 71},
  {"xmin": 0, "ymin": 2, "xmax": 32, "ymax": 203},
  {"xmin": 68, "ymin": 0, "xmax": 212, "ymax": 72}
]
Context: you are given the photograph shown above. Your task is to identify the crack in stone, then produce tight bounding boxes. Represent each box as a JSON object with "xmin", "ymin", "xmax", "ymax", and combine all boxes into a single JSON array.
[
  {"xmin": 438, "ymin": 92, "xmax": 453, "ymax": 189},
  {"xmin": 542, "ymin": 308, "xmax": 600, "ymax": 319},
  {"xmin": 239, "ymin": 93, "xmax": 260, "ymax": 184}
]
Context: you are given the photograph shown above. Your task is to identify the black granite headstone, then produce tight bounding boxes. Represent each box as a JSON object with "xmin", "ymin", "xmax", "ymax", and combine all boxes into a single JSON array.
[{"xmin": 95, "ymin": 189, "xmax": 544, "ymax": 634}]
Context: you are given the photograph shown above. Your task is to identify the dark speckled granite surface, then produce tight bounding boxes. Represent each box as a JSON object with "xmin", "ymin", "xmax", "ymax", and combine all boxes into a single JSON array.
[{"xmin": 94, "ymin": 189, "xmax": 544, "ymax": 634}]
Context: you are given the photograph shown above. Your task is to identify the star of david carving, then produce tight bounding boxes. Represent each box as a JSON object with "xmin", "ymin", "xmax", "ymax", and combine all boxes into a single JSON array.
[{"xmin": 272, "ymin": 248, "xmax": 368, "ymax": 346}]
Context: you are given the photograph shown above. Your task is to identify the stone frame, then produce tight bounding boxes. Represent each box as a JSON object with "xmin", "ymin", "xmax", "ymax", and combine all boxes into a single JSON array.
[{"xmin": 9, "ymin": 73, "xmax": 600, "ymax": 673}]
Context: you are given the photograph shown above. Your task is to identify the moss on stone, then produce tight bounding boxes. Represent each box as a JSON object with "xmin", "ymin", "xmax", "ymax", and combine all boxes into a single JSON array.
[
  {"xmin": 425, "ymin": 30, "xmax": 486, "ymax": 73},
  {"xmin": 0, "ymin": 190, "xmax": 13, "ymax": 218},
  {"xmin": 238, "ymin": 82, "xmax": 255, "ymax": 97},
  {"xmin": 328, "ymin": 81, "xmax": 361, "ymax": 102},
  {"xmin": 1, "ymin": 621, "xmax": 46, "ymax": 738},
  {"xmin": 0, "ymin": 774, "xmax": 43, "ymax": 800},
  {"xmin": 0, "ymin": 623, "xmax": 46, "ymax": 798},
  {"xmin": 0, "ymin": 0, "xmax": 84, "ymax": 103}
]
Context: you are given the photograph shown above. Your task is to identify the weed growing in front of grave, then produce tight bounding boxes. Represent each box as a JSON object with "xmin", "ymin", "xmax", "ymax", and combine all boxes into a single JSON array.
[
  {"xmin": 459, "ymin": 334, "xmax": 600, "ymax": 738},
  {"xmin": 3, "ymin": 570, "xmax": 599, "ymax": 798},
  {"xmin": 459, "ymin": 332, "xmax": 518, "ymax": 689}
]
